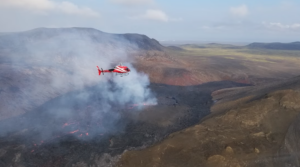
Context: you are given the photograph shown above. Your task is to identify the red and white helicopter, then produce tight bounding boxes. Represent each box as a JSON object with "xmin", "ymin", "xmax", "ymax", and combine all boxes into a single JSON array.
[{"xmin": 97, "ymin": 63, "xmax": 130, "ymax": 77}]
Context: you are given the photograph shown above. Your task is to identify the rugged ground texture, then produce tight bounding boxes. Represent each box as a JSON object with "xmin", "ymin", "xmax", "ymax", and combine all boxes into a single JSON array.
[
  {"xmin": 1, "ymin": 28, "xmax": 300, "ymax": 167},
  {"xmin": 0, "ymin": 81, "xmax": 248, "ymax": 167},
  {"xmin": 116, "ymin": 76, "xmax": 300, "ymax": 167}
]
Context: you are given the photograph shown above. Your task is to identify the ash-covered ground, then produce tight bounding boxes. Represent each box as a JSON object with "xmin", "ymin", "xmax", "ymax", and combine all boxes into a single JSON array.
[{"xmin": 0, "ymin": 81, "xmax": 249, "ymax": 167}]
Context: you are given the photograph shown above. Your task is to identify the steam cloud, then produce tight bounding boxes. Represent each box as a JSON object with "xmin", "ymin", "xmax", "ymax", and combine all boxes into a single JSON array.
[{"xmin": 0, "ymin": 28, "xmax": 157, "ymax": 141}]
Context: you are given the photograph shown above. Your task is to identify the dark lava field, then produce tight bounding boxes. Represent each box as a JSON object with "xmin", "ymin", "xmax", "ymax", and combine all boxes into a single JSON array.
[{"xmin": 0, "ymin": 81, "xmax": 248, "ymax": 167}]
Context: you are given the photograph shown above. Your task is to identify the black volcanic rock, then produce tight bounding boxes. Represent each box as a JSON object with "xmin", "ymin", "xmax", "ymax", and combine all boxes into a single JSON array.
[{"xmin": 247, "ymin": 42, "xmax": 300, "ymax": 50}]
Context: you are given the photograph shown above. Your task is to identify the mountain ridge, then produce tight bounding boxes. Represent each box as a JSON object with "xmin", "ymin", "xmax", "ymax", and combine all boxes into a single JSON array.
[{"xmin": 0, "ymin": 27, "xmax": 165, "ymax": 55}]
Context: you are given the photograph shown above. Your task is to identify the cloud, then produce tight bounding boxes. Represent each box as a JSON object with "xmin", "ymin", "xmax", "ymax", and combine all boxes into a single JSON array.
[
  {"xmin": 57, "ymin": 2, "xmax": 99, "ymax": 17},
  {"xmin": 230, "ymin": 5, "xmax": 249, "ymax": 17},
  {"xmin": 110, "ymin": 0, "xmax": 153, "ymax": 5},
  {"xmin": 132, "ymin": 9, "xmax": 182, "ymax": 22},
  {"xmin": 201, "ymin": 20, "xmax": 256, "ymax": 31},
  {"xmin": 263, "ymin": 22, "xmax": 300, "ymax": 31},
  {"xmin": 0, "ymin": 0, "xmax": 99, "ymax": 17},
  {"xmin": 142, "ymin": 9, "xmax": 168, "ymax": 22}
]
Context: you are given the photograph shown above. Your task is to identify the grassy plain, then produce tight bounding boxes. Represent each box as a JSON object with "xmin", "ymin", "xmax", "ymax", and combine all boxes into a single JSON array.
[
  {"xmin": 145, "ymin": 44, "xmax": 300, "ymax": 85},
  {"xmin": 177, "ymin": 45, "xmax": 300, "ymax": 62}
]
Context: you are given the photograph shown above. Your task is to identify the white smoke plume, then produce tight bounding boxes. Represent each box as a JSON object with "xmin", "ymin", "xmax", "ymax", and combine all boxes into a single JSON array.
[{"xmin": 0, "ymin": 27, "xmax": 157, "ymax": 141}]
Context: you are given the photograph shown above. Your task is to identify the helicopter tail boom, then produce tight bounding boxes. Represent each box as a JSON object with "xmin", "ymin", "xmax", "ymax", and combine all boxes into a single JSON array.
[{"xmin": 96, "ymin": 66, "xmax": 104, "ymax": 75}]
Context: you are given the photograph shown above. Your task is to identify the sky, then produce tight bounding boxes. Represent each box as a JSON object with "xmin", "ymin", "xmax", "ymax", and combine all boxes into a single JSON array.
[{"xmin": 0, "ymin": 0, "xmax": 299, "ymax": 42}]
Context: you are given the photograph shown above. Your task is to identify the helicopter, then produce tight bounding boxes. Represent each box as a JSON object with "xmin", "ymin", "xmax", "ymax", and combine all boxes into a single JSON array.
[{"xmin": 97, "ymin": 63, "xmax": 130, "ymax": 77}]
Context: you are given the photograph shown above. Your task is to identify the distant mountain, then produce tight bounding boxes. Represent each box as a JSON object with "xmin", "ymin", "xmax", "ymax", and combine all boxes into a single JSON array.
[
  {"xmin": 247, "ymin": 42, "xmax": 300, "ymax": 50},
  {"xmin": 166, "ymin": 46, "xmax": 185, "ymax": 51},
  {"xmin": 180, "ymin": 43, "xmax": 241, "ymax": 49},
  {"xmin": 180, "ymin": 42, "xmax": 300, "ymax": 50},
  {"xmin": 205, "ymin": 43, "xmax": 238, "ymax": 48},
  {"xmin": 0, "ymin": 27, "xmax": 164, "ymax": 53},
  {"xmin": 180, "ymin": 44, "xmax": 206, "ymax": 48}
]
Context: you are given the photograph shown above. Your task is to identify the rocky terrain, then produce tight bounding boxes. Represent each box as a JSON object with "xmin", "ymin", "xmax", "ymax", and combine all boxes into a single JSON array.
[
  {"xmin": 0, "ymin": 81, "xmax": 249, "ymax": 167},
  {"xmin": 0, "ymin": 28, "xmax": 300, "ymax": 166},
  {"xmin": 117, "ymin": 76, "xmax": 300, "ymax": 167}
]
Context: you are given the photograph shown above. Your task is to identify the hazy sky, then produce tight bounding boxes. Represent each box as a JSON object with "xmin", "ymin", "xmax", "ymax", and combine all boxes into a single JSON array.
[{"xmin": 0, "ymin": 0, "xmax": 299, "ymax": 42}]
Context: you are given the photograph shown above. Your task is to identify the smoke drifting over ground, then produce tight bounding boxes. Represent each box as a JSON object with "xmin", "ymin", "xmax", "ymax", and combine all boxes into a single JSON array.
[{"xmin": 0, "ymin": 28, "xmax": 156, "ymax": 141}]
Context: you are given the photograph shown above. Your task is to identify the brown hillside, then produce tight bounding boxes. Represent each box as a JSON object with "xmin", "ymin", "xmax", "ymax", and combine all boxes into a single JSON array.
[{"xmin": 116, "ymin": 76, "xmax": 300, "ymax": 167}]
